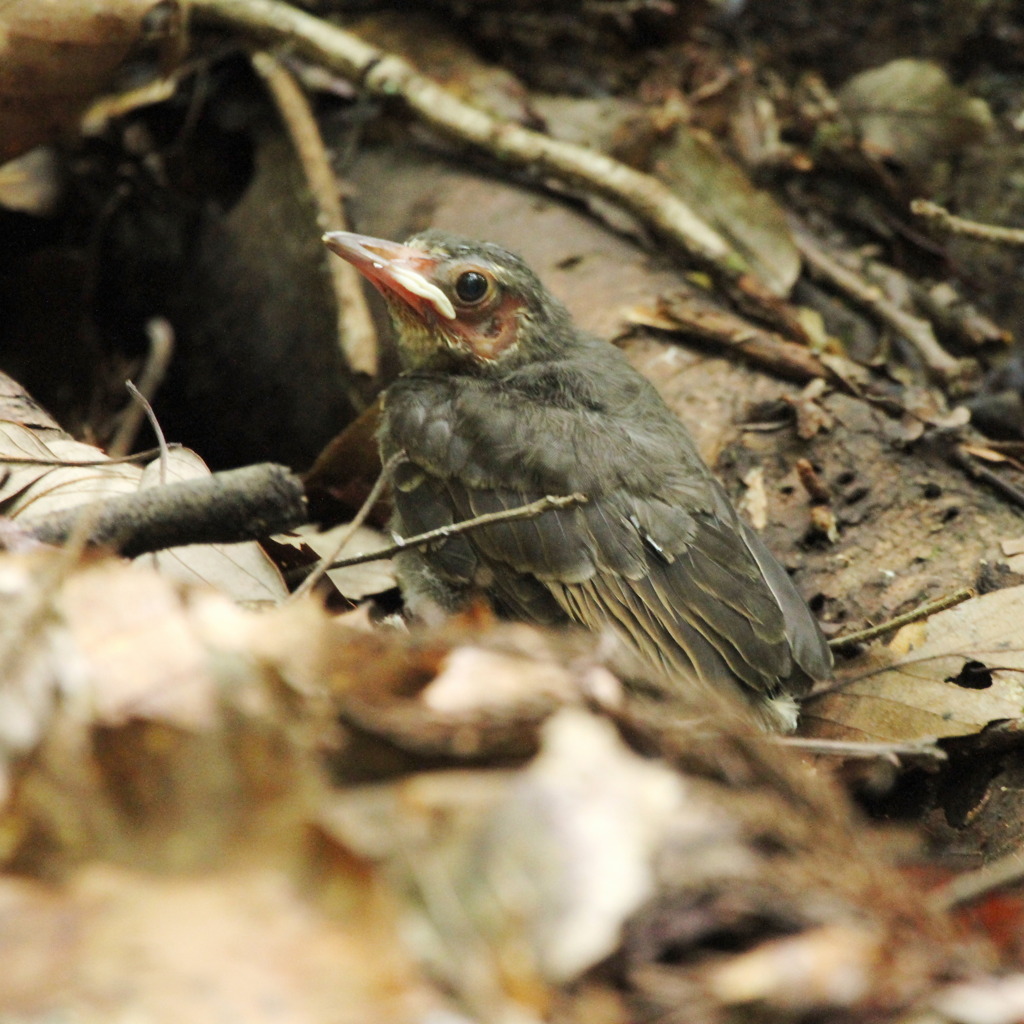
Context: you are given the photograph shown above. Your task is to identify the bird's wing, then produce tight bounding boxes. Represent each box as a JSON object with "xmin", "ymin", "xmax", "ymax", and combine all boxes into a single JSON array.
[
  {"xmin": 395, "ymin": 464, "xmax": 820, "ymax": 701},
  {"xmin": 382, "ymin": 375, "xmax": 830, "ymax": 699}
]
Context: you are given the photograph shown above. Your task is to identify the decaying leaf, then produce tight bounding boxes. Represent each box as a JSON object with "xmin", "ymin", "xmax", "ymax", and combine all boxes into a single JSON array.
[
  {"xmin": 803, "ymin": 586, "xmax": 1024, "ymax": 742},
  {"xmin": 0, "ymin": 0, "xmax": 178, "ymax": 161},
  {"xmin": 1, "ymin": 417, "xmax": 287, "ymax": 604},
  {"xmin": 292, "ymin": 522, "xmax": 396, "ymax": 602},
  {"xmin": 0, "ymin": 547, "xmax": 992, "ymax": 1022},
  {"xmin": 653, "ymin": 126, "xmax": 801, "ymax": 297},
  {"xmin": 0, "ymin": 420, "xmax": 141, "ymax": 517},
  {"xmin": 143, "ymin": 449, "xmax": 288, "ymax": 604},
  {"xmin": 838, "ymin": 58, "xmax": 993, "ymax": 176}
]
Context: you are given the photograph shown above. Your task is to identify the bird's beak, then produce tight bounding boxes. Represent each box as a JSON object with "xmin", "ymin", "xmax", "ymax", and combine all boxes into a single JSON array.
[{"xmin": 322, "ymin": 231, "xmax": 456, "ymax": 320}]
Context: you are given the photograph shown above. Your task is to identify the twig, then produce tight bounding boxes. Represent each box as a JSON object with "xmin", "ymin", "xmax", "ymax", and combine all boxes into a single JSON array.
[
  {"xmin": 26, "ymin": 463, "xmax": 308, "ymax": 557},
  {"xmin": 326, "ymin": 493, "xmax": 589, "ymax": 571},
  {"xmin": 290, "ymin": 455, "xmax": 395, "ymax": 600},
  {"xmin": 193, "ymin": 0, "xmax": 746, "ymax": 282},
  {"xmin": 626, "ymin": 298, "xmax": 832, "ymax": 385},
  {"xmin": 827, "ymin": 587, "xmax": 975, "ymax": 651},
  {"xmin": 775, "ymin": 736, "xmax": 947, "ymax": 762},
  {"xmin": 931, "ymin": 847, "xmax": 1024, "ymax": 911},
  {"xmin": 107, "ymin": 317, "xmax": 174, "ymax": 457},
  {"xmin": 250, "ymin": 48, "xmax": 378, "ymax": 381},
  {"xmin": 790, "ymin": 217, "xmax": 967, "ymax": 385},
  {"xmin": 912, "ymin": 198, "xmax": 1024, "ymax": 247},
  {"xmin": 125, "ymin": 379, "xmax": 171, "ymax": 485},
  {"xmin": 0, "ymin": 446, "xmax": 180, "ymax": 467},
  {"xmin": 948, "ymin": 444, "xmax": 1024, "ymax": 511}
]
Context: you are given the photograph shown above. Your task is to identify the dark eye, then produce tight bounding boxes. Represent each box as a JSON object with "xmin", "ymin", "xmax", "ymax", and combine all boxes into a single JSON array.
[{"xmin": 454, "ymin": 271, "xmax": 489, "ymax": 303}]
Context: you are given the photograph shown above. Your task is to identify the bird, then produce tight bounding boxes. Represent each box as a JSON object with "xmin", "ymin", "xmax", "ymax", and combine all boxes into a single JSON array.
[{"xmin": 323, "ymin": 229, "xmax": 833, "ymax": 730}]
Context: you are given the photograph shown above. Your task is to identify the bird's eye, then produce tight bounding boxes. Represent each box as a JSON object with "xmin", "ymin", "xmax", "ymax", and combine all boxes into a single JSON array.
[{"xmin": 454, "ymin": 271, "xmax": 490, "ymax": 304}]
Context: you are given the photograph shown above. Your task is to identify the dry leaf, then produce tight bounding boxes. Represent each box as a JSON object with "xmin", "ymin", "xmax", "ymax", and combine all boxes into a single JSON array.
[
  {"xmin": 144, "ymin": 449, "xmax": 287, "ymax": 605},
  {"xmin": 803, "ymin": 586, "xmax": 1024, "ymax": 742},
  {"xmin": 292, "ymin": 522, "xmax": 396, "ymax": 601},
  {"xmin": 0, "ymin": 424, "xmax": 287, "ymax": 604},
  {"xmin": 0, "ymin": 0, "xmax": 176, "ymax": 161},
  {"xmin": 653, "ymin": 126, "xmax": 801, "ymax": 296},
  {"xmin": 839, "ymin": 59, "xmax": 993, "ymax": 174},
  {"xmin": 0, "ymin": 421, "xmax": 140, "ymax": 516}
]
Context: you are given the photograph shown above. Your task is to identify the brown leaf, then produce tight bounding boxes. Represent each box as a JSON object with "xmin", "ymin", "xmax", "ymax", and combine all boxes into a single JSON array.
[
  {"xmin": 803, "ymin": 586, "xmax": 1024, "ymax": 741},
  {"xmin": 0, "ymin": 0, "xmax": 177, "ymax": 161},
  {"xmin": 145, "ymin": 449, "xmax": 287, "ymax": 605},
  {"xmin": 838, "ymin": 59, "xmax": 993, "ymax": 175},
  {"xmin": 0, "ymin": 864, "xmax": 432, "ymax": 1024}
]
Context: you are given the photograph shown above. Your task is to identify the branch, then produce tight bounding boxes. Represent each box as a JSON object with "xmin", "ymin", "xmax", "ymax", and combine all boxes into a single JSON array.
[
  {"xmin": 250, "ymin": 49, "xmax": 378, "ymax": 380},
  {"xmin": 26, "ymin": 462, "xmax": 308, "ymax": 557},
  {"xmin": 326, "ymin": 492, "xmax": 589, "ymax": 571},
  {"xmin": 912, "ymin": 198, "xmax": 1024, "ymax": 246},
  {"xmin": 790, "ymin": 217, "xmax": 969, "ymax": 387},
  {"xmin": 827, "ymin": 587, "xmax": 975, "ymax": 651},
  {"xmin": 192, "ymin": 0, "xmax": 744, "ymax": 280}
]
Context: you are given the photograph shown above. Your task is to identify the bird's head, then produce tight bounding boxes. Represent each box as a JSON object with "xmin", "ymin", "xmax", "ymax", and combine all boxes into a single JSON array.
[{"xmin": 323, "ymin": 229, "xmax": 574, "ymax": 372}]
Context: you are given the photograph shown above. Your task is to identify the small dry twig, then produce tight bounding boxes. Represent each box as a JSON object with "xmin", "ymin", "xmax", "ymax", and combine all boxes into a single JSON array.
[
  {"xmin": 931, "ymin": 847, "xmax": 1024, "ymax": 911},
  {"xmin": 107, "ymin": 317, "xmax": 175, "ymax": 457},
  {"xmin": 290, "ymin": 455, "xmax": 396, "ymax": 600},
  {"xmin": 791, "ymin": 218, "xmax": 967, "ymax": 385},
  {"xmin": 626, "ymin": 298, "xmax": 832, "ymax": 385},
  {"xmin": 912, "ymin": 198, "xmax": 1024, "ymax": 247},
  {"xmin": 948, "ymin": 444, "xmax": 1024, "ymax": 512},
  {"xmin": 326, "ymin": 493, "xmax": 589, "ymax": 572},
  {"xmin": 776, "ymin": 736, "xmax": 947, "ymax": 763},
  {"xmin": 250, "ymin": 48, "xmax": 378, "ymax": 381},
  {"xmin": 124, "ymin": 379, "xmax": 171, "ymax": 485},
  {"xmin": 827, "ymin": 586, "xmax": 975, "ymax": 651}
]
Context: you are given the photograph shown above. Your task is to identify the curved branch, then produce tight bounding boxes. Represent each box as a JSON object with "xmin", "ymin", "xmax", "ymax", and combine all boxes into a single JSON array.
[{"xmin": 192, "ymin": 0, "xmax": 742, "ymax": 279}]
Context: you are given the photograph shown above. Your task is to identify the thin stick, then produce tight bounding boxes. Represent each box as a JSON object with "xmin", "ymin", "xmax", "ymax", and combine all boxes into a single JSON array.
[
  {"xmin": 912, "ymin": 198, "xmax": 1024, "ymax": 247},
  {"xmin": 124, "ymin": 379, "xmax": 171, "ymax": 485},
  {"xmin": 326, "ymin": 493, "xmax": 588, "ymax": 571},
  {"xmin": 931, "ymin": 847, "xmax": 1024, "ymax": 911},
  {"xmin": 107, "ymin": 317, "xmax": 174, "ymax": 457},
  {"xmin": 790, "ymin": 216, "xmax": 966, "ymax": 384},
  {"xmin": 949, "ymin": 444, "xmax": 1024, "ymax": 511},
  {"xmin": 828, "ymin": 587, "xmax": 975, "ymax": 650},
  {"xmin": 193, "ymin": 0, "xmax": 740, "ymax": 279},
  {"xmin": 775, "ymin": 736, "xmax": 947, "ymax": 762},
  {"xmin": 250, "ymin": 48, "xmax": 378, "ymax": 381},
  {"xmin": 290, "ymin": 456, "xmax": 395, "ymax": 601}
]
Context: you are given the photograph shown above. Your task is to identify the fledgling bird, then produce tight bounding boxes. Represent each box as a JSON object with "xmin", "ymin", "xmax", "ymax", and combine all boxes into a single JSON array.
[{"xmin": 323, "ymin": 229, "xmax": 832, "ymax": 730}]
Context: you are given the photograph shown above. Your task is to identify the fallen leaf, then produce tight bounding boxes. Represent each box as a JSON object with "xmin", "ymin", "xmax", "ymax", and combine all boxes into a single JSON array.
[
  {"xmin": 653, "ymin": 126, "xmax": 801, "ymax": 296},
  {"xmin": 144, "ymin": 450, "xmax": 287, "ymax": 605},
  {"xmin": 838, "ymin": 59, "xmax": 993, "ymax": 175},
  {"xmin": 0, "ymin": 0, "xmax": 177, "ymax": 161},
  {"xmin": 803, "ymin": 586, "xmax": 1024, "ymax": 742}
]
